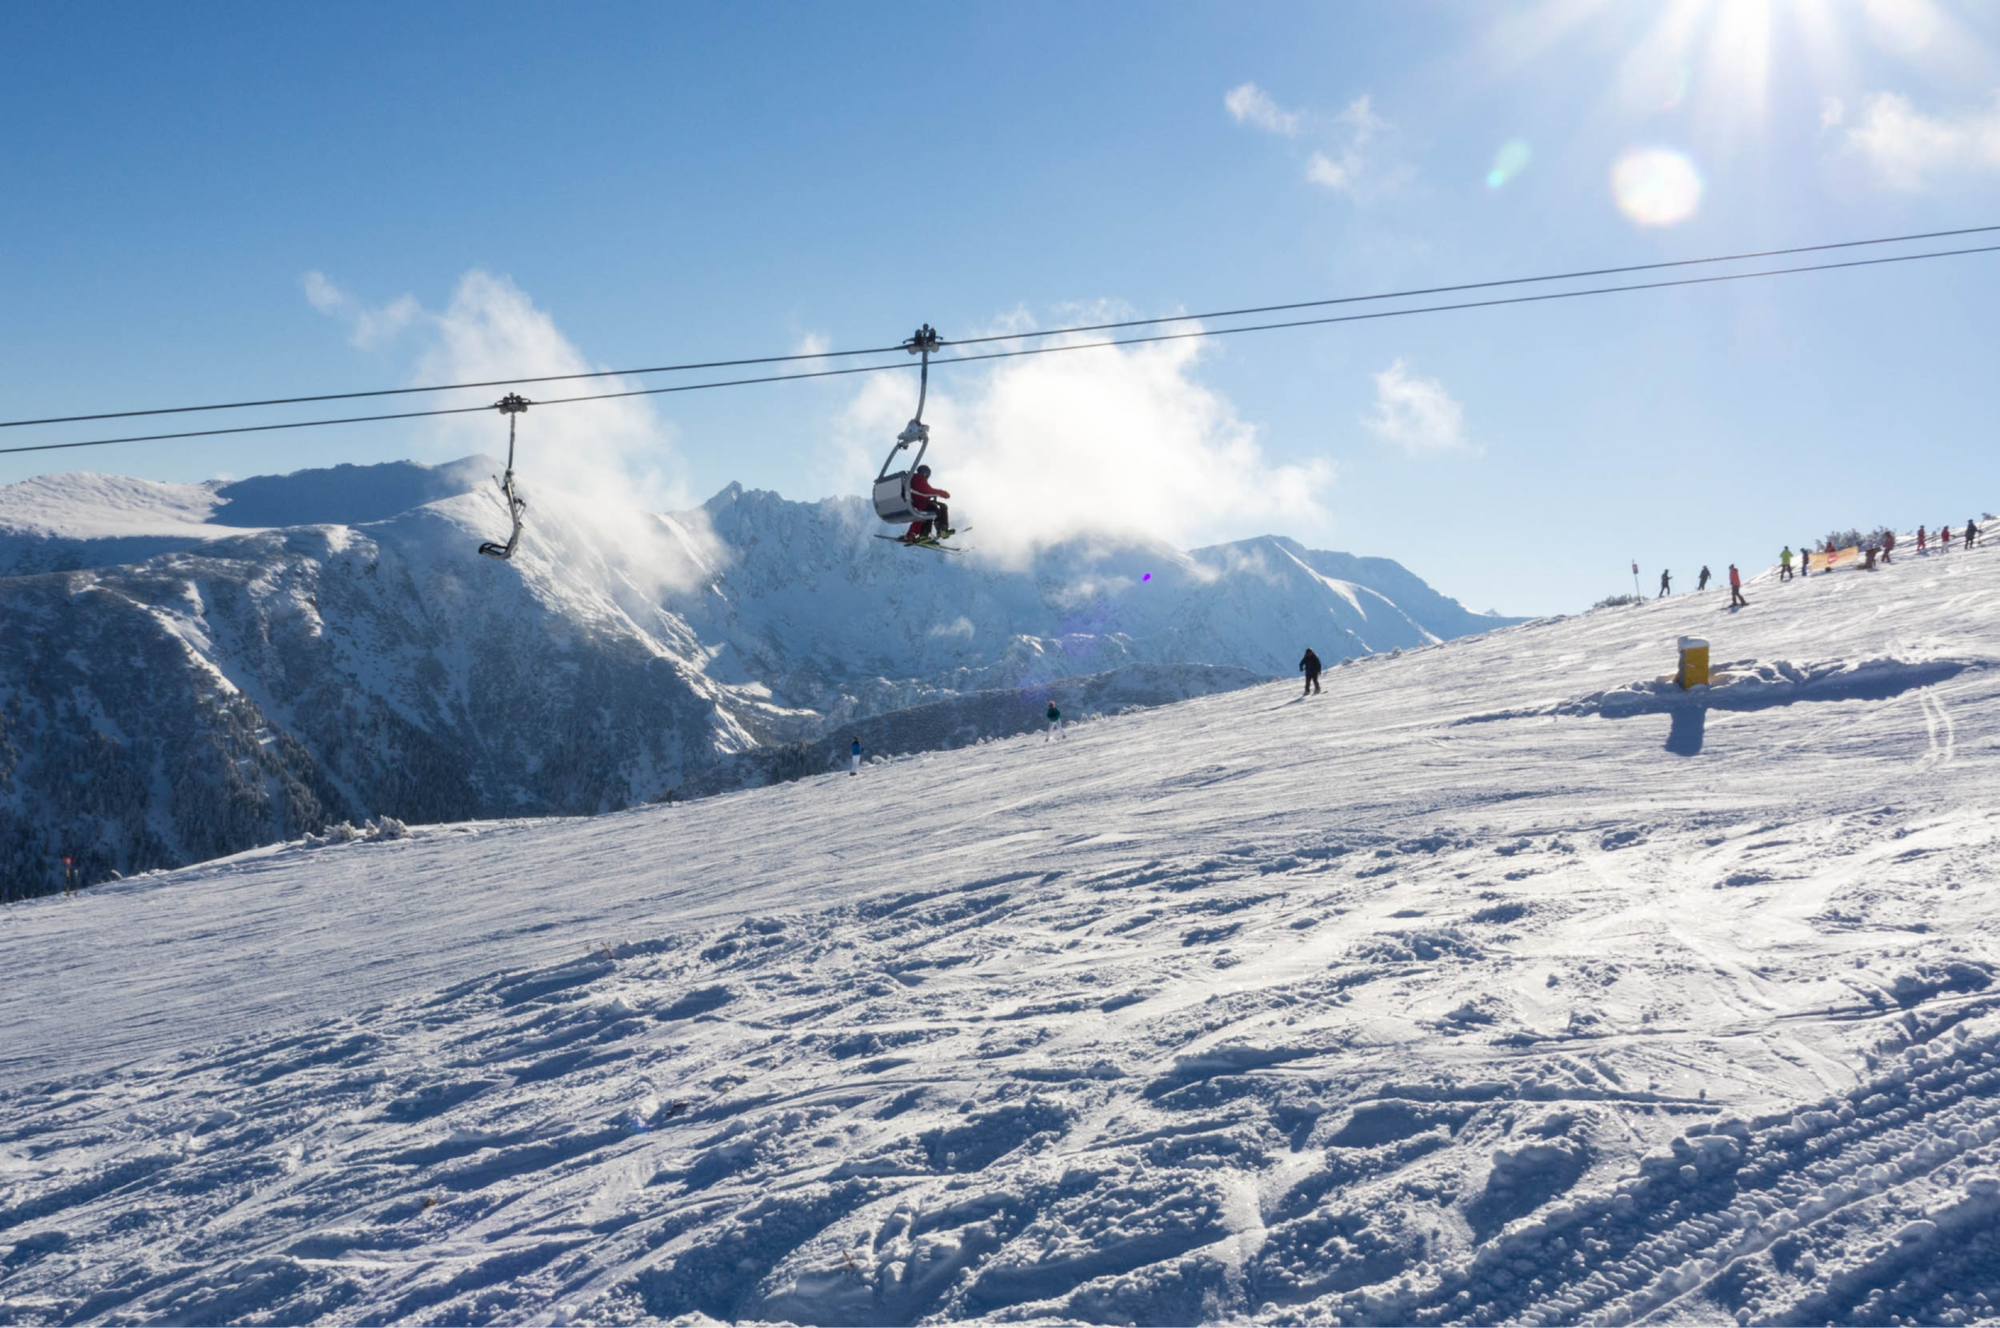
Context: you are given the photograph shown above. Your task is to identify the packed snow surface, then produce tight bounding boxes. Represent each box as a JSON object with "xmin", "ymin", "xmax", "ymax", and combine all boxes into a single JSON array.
[{"xmin": 2, "ymin": 541, "xmax": 1999, "ymax": 1325}]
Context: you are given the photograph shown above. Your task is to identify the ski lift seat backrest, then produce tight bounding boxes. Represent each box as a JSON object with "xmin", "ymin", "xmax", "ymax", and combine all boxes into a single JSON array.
[{"xmin": 873, "ymin": 471, "xmax": 923, "ymax": 524}]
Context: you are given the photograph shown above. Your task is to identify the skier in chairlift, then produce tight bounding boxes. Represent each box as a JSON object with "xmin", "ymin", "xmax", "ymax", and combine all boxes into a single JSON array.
[{"xmin": 904, "ymin": 465, "xmax": 953, "ymax": 544}]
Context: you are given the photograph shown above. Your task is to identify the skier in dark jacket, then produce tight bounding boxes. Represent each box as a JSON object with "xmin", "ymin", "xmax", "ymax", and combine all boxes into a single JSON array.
[
  {"xmin": 1969, "ymin": 519, "xmax": 1981, "ymax": 550},
  {"xmin": 1658, "ymin": 569, "xmax": 1672, "ymax": 597},
  {"xmin": 1045, "ymin": 701, "xmax": 1065, "ymax": 741},
  {"xmin": 1300, "ymin": 648, "xmax": 1322, "ymax": 696},
  {"xmin": 1698, "ymin": 565, "xmax": 1712, "ymax": 591}
]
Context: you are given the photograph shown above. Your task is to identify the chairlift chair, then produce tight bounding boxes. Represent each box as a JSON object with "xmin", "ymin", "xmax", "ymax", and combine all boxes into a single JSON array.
[
  {"xmin": 478, "ymin": 393, "xmax": 531, "ymax": 560},
  {"xmin": 872, "ymin": 325, "xmax": 944, "ymax": 527}
]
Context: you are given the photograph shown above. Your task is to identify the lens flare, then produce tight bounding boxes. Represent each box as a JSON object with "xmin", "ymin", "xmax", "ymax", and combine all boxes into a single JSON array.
[
  {"xmin": 1660, "ymin": 62, "xmax": 1690, "ymax": 111},
  {"xmin": 1485, "ymin": 138, "xmax": 1533, "ymax": 189},
  {"xmin": 1610, "ymin": 147, "xmax": 1703, "ymax": 227}
]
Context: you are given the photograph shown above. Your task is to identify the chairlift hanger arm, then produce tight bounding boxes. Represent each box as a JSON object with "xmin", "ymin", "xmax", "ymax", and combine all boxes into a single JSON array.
[
  {"xmin": 875, "ymin": 325, "xmax": 941, "ymax": 484},
  {"xmin": 478, "ymin": 394, "xmax": 532, "ymax": 560},
  {"xmin": 904, "ymin": 324, "xmax": 941, "ymax": 426}
]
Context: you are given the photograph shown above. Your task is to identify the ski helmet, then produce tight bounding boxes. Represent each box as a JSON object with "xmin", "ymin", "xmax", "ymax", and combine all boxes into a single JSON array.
[{"xmin": 916, "ymin": 464, "xmax": 931, "ymax": 477}]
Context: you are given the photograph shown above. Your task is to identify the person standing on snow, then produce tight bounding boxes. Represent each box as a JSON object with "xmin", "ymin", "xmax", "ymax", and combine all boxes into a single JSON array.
[
  {"xmin": 1045, "ymin": 701, "xmax": 1065, "ymax": 741},
  {"xmin": 1799, "ymin": 543, "xmax": 1811, "ymax": 578},
  {"xmin": 1778, "ymin": 548, "xmax": 1793, "ymax": 582},
  {"xmin": 1698, "ymin": 565, "xmax": 1712, "ymax": 591},
  {"xmin": 1300, "ymin": 647, "xmax": 1323, "ymax": 696},
  {"xmin": 1658, "ymin": 569, "xmax": 1672, "ymax": 598},
  {"xmin": 1728, "ymin": 563, "xmax": 1748, "ymax": 608},
  {"xmin": 904, "ymin": 465, "xmax": 953, "ymax": 543},
  {"xmin": 1941, "ymin": 525, "xmax": 1953, "ymax": 553},
  {"xmin": 1882, "ymin": 530, "xmax": 1896, "ymax": 563},
  {"xmin": 849, "ymin": 736, "xmax": 862, "ymax": 776},
  {"xmin": 1918, "ymin": 525, "xmax": 1929, "ymax": 554},
  {"xmin": 1968, "ymin": 519, "xmax": 1981, "ymax": 550}
]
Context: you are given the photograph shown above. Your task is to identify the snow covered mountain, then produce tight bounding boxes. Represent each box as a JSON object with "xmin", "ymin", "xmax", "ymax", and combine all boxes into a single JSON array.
[
  {"xmin": 682, "ymin": 482, "xmax": 1507, "ymax": 719},
  {"xmin": 1, "ymin": 531, "xmax": 1996, "ymax": 1324},
  {"xmin": 0, "ymin": 460, "xmax": 1512, "ymax": 895}
]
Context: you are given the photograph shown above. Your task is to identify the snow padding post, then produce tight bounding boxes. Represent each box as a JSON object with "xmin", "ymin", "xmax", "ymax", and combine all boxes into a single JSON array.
[{"xmin": 1677, "ymin": 636, "xmax": 1709, "ymax": 690}]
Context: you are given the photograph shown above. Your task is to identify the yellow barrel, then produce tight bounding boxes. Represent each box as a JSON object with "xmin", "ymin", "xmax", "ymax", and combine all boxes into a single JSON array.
[{"xmin": 1678, "ymin": 636, "xmax": 1709, "ymax": 690}]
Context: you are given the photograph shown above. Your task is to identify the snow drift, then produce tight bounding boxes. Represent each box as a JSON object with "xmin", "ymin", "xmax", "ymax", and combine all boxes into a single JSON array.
[{"xmin": 0, "ymin": 523, "xmax": 1996, "ymax": 1324}]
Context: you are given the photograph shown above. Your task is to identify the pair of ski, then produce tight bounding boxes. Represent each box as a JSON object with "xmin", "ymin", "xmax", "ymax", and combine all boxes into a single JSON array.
[{"xmin": 877, "ymin": 526, "xmax": 972, "ymax": 554}]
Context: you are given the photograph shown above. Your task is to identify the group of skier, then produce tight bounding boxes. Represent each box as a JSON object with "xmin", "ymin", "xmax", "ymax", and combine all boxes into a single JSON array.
[
  {"xmin": 1659, "ymin": 564, "xmax": 1749, "ymax": 608},
  {"xmin": 1776, "ymin": 518, "xmax": 1981, "ymax": 582},
  {"xmin": 1651, "ymin": 517, "xmax": 1984, "ymax": 613}
]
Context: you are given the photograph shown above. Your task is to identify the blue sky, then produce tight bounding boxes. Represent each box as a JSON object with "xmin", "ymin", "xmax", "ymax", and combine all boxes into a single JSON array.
[{"xmin": 3, "ymin": 1, "xmax": 1998, "ymax": 614}]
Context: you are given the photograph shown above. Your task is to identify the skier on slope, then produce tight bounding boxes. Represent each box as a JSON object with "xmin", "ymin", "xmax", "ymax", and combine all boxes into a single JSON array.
[
  {"xmin": 1941, "ymin": 524, "xmax": 1953, "ymax": 552},
  {"xmin": 1698, "ymin": 565, "xmax": 1712, "ymax": 591},
  {"xmin": 849, "ymin": 736, "xmax": 862, "ymax": 776},
  {"xmin": 1300, "ymin": 647, "xmax": 1323, "ymax": 696},
  {"xmin": 1778, "ymin": 549, "xmax": 1792, "ymax": 582},
  {"xmin": 1968, "ymin": 518, "xmax": 1981, "ymax": 550},
  {"xmin": 1045, "ymin": 701, "xmax": 1065, "ymax": 741},
  {"xmin": 1658, "ymin": 569, "xmax": 1672, "ymax": 598},
  {"xmin": 1918, "ymin": 525, "xmax": 1929, "ymax": 554},
  {"xmin": 1728, "ymin": 563, "xmax": 1748, "ymax": 609},
  {"xmin": 903, "ymin": 465, "xmax": 953, "ymax": 543},
  {"xmin": 1882, "ymin": 529, "xmax": 1896, "ymax": 564},
  {"xmin": 1799, "ymin": 543, "xmax": 1811, "ymax": 578}
]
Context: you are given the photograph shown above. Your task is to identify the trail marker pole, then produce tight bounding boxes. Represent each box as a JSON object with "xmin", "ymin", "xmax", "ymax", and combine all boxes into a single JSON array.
[{"xmin": 1631, "ymin": 561, "xmax": 1642, "ymax": 600}]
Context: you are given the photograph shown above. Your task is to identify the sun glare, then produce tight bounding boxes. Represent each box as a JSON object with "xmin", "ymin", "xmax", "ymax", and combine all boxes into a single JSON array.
[
  {"xmin": 1498, "ymin": 0, "xmax": 1982, "ymax": 147},
  {"xmin": 1486, "ymin": 0, "xmax": 1990, "ymax": 225}
]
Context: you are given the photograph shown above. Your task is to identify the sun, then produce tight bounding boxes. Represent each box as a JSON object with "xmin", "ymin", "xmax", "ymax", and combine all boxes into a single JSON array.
[{"xmin": 1479, "ymin": 0, "xmax": 1985, "ymax": 225}]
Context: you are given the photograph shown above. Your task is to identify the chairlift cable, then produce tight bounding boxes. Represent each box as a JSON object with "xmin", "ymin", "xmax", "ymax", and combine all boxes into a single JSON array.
[
  {"xmin": 0, "ymin": 342, "xmax": 911, "ymax": 431},
  {"xmin": 1, "ymin": 221, "xmax": 1994, "ymax": 433},
  {"xmin": 938, "ymin": 221, "xmax": 2000, "ymax": 349},
  {"xmin": 5, "ymin": 239, "xmax": 1998, "ymax": 459}
]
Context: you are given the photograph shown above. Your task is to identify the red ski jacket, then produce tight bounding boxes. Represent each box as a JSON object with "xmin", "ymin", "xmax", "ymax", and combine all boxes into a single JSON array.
[{"xmin": 910, "ymin": 474, "xmax": 950, "ymax": 500}]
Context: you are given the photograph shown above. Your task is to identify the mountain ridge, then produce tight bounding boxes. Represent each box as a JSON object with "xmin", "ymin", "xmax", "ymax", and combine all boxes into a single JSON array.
[{"xmin": 0, "ymin": 458, "xmax": 1521, "ymax": 894}]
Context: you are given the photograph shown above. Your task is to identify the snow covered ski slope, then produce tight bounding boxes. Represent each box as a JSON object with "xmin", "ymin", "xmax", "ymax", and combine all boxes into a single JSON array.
[{"xmin": 2, "ymin": 540, "xmax": 1999, "ymax": 1325}]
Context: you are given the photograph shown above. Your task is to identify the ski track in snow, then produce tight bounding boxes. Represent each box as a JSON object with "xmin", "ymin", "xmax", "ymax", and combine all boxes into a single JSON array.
[{"xmin": 3, "ymin": 545, "xmax": 2000, "ymax": 1324}]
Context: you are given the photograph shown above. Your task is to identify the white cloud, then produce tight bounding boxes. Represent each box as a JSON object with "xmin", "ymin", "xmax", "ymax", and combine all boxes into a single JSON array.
[
  {"xmin": 1820, "ymin": 96, "xmax": 1846, "ymax": 130},
  {"xmin": 1305, "ymin": 151, "xmax": 1355, "ymax": 191},
  {"xmin": 928, "ymin": 615, "xmax": 975, "ymax": 639},
  {"xmin": 1307, "ymin": 97, "xmax": 1389, "ymax": 197},
  {"xmin": 303, "ymin": 269, "xmax": 709, "ymax": 592},
  {"xmin": 1365, "ymin": 360, "xmax": 1469, "ymax": 455},
  {"xmin": 1842, "ymin": 90, "xmax": 2000, "ymax": 190},
  {"xmin": 412, "ymin": 271, "xmax": 691, "ymax": 511},
  {"xmin": 836, "ymin": 324, "xmax": 1332, "ymax": 564},
  {"xmin": 1225, "ymin": 82, "xmax": 1301, "ymax": 136},
  {"xmin": 1226, "ymin": 86, "xmax": 1396, "ymax": 199},
  {"xmin": 301, "ymin": 271, "xmax": 420, "ymax": 350},
  {"xmin": 1864, "ymin": 0, "xmax": 1946, "ymax": 55}
]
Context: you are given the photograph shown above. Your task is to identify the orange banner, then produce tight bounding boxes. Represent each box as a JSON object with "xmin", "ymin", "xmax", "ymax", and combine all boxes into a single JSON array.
[{"xmin": 1806, "ymin": 546, "xmax": 1858, "ymax": 572}]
